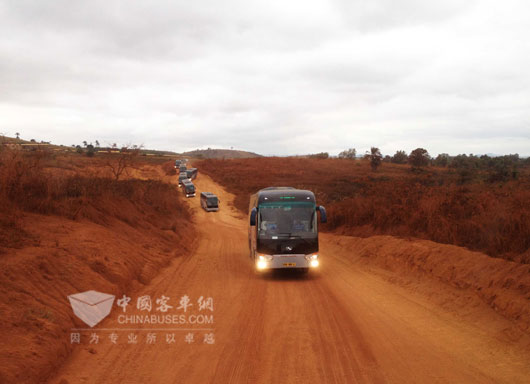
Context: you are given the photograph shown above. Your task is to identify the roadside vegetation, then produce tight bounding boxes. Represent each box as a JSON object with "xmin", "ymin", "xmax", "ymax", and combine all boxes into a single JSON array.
[
  {"xmin": 0, "ymin": 146, "xmax": 195, "ymax": 382},
  {"xmin": 198, "ymin": 154, "xmax": 530, "ymax": 263},
  {"xmin": 0, "ymin": 147, "xmax": 191, "ymax": 251}
]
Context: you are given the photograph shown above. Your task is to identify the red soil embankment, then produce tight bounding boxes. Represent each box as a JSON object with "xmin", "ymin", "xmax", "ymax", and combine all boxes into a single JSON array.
[
  {"xmin": 325, "ymin": 234, "xmax": 530, "ymax": 333},
  {"xmin": 0, "ymin": 150, "xmax": 195, "ymax": 383}
]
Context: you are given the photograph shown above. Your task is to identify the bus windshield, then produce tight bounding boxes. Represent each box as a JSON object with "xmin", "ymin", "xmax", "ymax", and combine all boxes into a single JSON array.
[
  {"xmin": 258, "ymin": 201, "xmax": 316, "ymax": 237},
  {"xmin": 207, "ymin": 197, "xmax": 218, "ymax": 206}
]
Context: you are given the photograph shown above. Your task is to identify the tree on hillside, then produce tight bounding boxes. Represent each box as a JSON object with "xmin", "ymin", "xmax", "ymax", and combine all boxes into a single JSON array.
[
  {"xmin": 408, "ymin": 148, "xmax": 430, "ymax": 170},
  {"xmin": 82, "ymin": 140, "xmax": 87, "ymax": 147},
  {"xmin": 487, "ymin": 154, "xmax": 519, "ymax": 182},
  {"xmin": 86, "ymin": 144, "xmax": 95, "ymax": 157},
  {"xmin": 105, "ymin": 145, "xmax": 142, "ymax": 180},
  {"xmin": 95, "ymin": 140, "xmax": 100, "ymax": 148},
  {"xmin": 15, "ymin": 132, "xmax": 20, "ymax": 139},
  {"xmin": 433, "ymin": 153, "xmax": 450, "ymax": 167},
  {"xmin": 309, "ymin": 152, "xmax": 329, "ymax": 159},
  {"xmin": 338, "ymin": 148, "xmax": 356, "ymax": 159},
  {"xmin": 450, "ymin": 154, "xmax": 480, "ymax": 183},
  {"xmin": 383, "ymin": 155, "xmax": 392, "ymax": 163},
  {"xmin": 391, "ymin": 150, "xmax": 408, "ymax": 164},
  {"xmin": 366, "ymin": 147, "xmax": 382, "ymax": 171}
]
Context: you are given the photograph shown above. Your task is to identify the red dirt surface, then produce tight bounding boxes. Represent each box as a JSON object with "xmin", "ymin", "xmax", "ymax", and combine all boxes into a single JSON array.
[
  {"xmin": 0, "ymin": 151, "xmax": 196, "ymax": 383},
  {"xmin": 1, "ymin": 152, "xmax": 529, "ymax": 383},
  {"xmin": 47, "ymin": 170, "xmax": 530, "ymax": 384},
  {"xmin": 197, "ymin": 157, "xmax": 530, "ymax": 262}
]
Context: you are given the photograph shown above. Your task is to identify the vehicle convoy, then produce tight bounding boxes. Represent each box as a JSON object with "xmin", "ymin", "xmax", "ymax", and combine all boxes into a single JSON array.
[
  {"xmin": 248, "ymin": 187, "xmax": 326, "ymax": 272},
  {"xmin": 174, "ymin": 159, "xmax": 181, "ymax": 169},
  {"xmin": 186, "ymin": 167, "xmax": 198, "ymax": 180},
  {"xmin": 182, "ymin": 179, "xmax": 196, "ymax": 197},
  {"xmin": 178, "ymin": 171, "xmax": 188, "ymax": 187},
  {"xmin": 200, "ymin": 192, "xmax": 219, "ymax": 212}
]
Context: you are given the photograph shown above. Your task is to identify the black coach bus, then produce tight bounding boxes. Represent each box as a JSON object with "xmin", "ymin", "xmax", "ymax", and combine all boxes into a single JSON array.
[
  {"xmin": 186, "ymin": 167, "xmax": 198, "ymax": 180},
  {"xmin": 182, "ymin": 179, "xmax": 196, "ymax": 197},
  {"xmin": 200, "ymin": 192, "xmax": 219, "ymax": 211},
  {"xmin": 248, "ymin": 187, "xmax": 326, "ymax": 272}
]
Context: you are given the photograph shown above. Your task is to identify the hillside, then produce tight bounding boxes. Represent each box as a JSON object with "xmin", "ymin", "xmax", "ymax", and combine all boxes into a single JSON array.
[
  {"xmin": 183, "ymin": 148, "xmax": 261, "ymax": 159},
  {"xmin": 0, "ymin": 148, "xmax": 196, "ymax": 383}
]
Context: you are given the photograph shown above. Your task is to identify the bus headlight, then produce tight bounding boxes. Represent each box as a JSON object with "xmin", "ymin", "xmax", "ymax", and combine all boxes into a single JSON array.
[
  {"xmin": 257, "ymin": 254, "xmax": 272, "ymax": 269},
  {"xmin": 258, "ymin": 254, "xmax": 273, "ymax": 261},
  {"xmin": 305, "ymin": 254, "xmax": 319, "ymax": 268}
]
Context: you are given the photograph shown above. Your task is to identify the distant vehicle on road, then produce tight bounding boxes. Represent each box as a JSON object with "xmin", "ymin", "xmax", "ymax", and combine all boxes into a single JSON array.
[
  {"xmin": 179, "ymin": 165, "xmax": 187, "ymax": 173},
  {"xmin": 200, "ymin": 192, "xmax": 219, "ymax": 212},
  {"xmin": 174, "ymin": 159, "xmax": 182, "ymax": 169},
  {"xmin": 186, "ymin": 167, "xmax": 198, "ymax": 180},
  {"xmin": 178, "ymin": 172, "xmax": 189, "ymax": 187},
  {"xmin": 248, "ymin": 187, "xmax": 326, "ymax": 273},
  {"xmin": 182, "ymin": 179, "xmax": 196, "ymax": 197}
]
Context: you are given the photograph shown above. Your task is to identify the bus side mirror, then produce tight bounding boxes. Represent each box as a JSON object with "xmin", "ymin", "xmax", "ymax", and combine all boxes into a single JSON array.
[
  {"xmin": 317, "ymin": 206, "xmax": 327, "ymax": 223},
  {"xmin": 250, "ymin": 208, "xmax": 257, "ymax": 226}
]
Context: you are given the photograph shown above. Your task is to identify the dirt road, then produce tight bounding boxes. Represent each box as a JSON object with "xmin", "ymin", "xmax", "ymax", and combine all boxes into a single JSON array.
[{"xmin": 49, "ymin": 174, "xmax": 530, "ymax": 384}]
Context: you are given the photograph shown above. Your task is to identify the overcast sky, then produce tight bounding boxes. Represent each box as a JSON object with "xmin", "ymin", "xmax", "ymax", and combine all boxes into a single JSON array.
[{"xmin": 1, "ymin": 0, "xmax": 529, "ymax": 156}]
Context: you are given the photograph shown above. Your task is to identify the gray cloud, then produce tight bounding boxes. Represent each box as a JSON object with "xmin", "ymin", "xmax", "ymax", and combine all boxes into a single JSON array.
[{"xmin": 1, "ymin": 0, "xmax": 529, "ymax": 156}]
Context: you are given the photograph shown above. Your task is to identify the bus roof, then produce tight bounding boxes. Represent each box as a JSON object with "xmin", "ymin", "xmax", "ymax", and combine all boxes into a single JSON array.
[
  {"xmin": 255, "ymin": 187, "xmax": 315, "ymax": 204},
  {"xmin": 259, "ymin": 187, "xmax": 295, "ymax": 191}
]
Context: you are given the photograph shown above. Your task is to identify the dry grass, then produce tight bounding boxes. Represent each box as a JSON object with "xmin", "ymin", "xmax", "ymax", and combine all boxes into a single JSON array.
[
  {"xmin": 0, "ymin": 148, "xmax": 191, "ymax": 250},
  {"xmin": 162, "ymin": 161, "xmax": 177, "ymax": 176},
  {"xmin": 197, "ymin": 157, "xmax": 530, "ymax": 263}
]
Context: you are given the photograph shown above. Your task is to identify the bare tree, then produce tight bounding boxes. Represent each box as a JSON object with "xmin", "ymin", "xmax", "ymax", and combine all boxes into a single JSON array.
[
  {"xmin": 15, "ymin": 132, "xmax": 20, "ymax": 139},
  {"xmin": 105, "ymin": 145, "xmax": 142, "ymax": 180}
]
